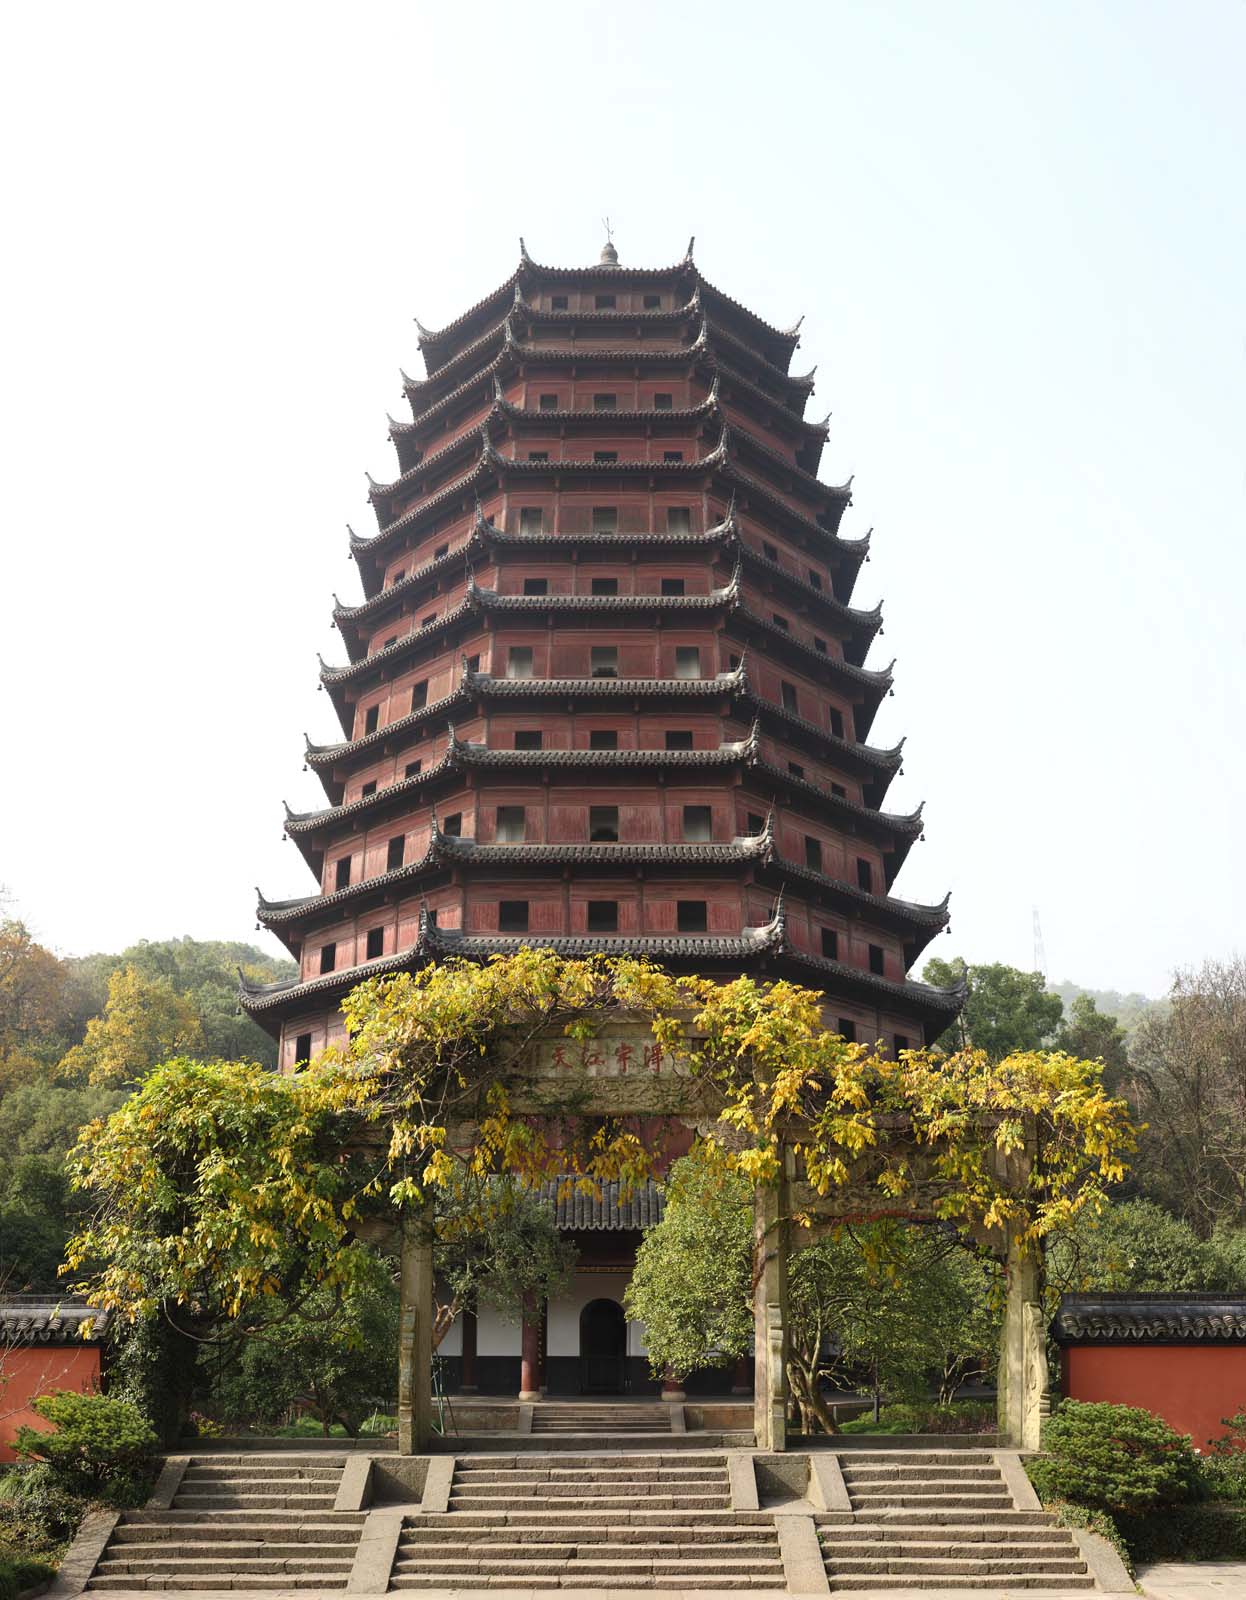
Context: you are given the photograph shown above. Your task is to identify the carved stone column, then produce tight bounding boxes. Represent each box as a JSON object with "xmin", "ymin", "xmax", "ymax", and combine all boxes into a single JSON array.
[
  {"xmin": 397, "ymin": 1208, "xmax": 434, "ymax": 1455},
  {"xmin": 999, "ymin": 1232, "xmax": 1049, "ymax": 1451},
  {"xmin": 752, "ymin": 1163, "xmax": 789, "ymax": 1451}
]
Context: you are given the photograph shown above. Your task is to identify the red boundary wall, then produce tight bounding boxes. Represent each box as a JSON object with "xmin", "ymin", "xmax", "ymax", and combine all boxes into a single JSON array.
[
  {"xmin": 1063, "ymin": 1344, "xmax": 1246, "ymax": 1447},
  {"xmin": 0, "ymin": 1345, "xmax": 102, "ymax": 1461}
]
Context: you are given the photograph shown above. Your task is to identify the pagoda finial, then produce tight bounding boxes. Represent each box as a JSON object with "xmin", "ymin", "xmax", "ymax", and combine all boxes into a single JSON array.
[{"xmin": 599, "ymin": 217, "xmax": 619, "ymax": 265}]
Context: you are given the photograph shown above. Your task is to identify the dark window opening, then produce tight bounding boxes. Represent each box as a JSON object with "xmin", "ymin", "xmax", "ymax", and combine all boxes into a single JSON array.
[
  {"xmin": 662, "ymin": 579, "xmax": 686, "ymax": 597},
  {"xmin": 663, "ymin": 450, "xmax": 684, "ymax": 462},
  {"xmin": 869, "ymin": 944, "xmax": 886, "ymax": 975},
  {"xmin": 519, "ymin": 506, "xmax": 544, "ymax": 532},
  {"xmin": 654, "ymin": 392, "xmax": 673, "ymax": 409},
  {"xmin": 808, "ymin": 569, "xmax": 823, "ymax": 590},
  {"xmin": 366, "ymin": 927, "xmax": 385, "ymax": 960},
  {"xmin": 677, "ymin": 900, "xmax": 708, "ymax": 933},
  {"xmin": 763, "ymin": 541, "xmax": 779, "ymax": 562},
  {"xmin": 507, "ymin": 645, "xmax": 534, "ymax": 679},
  {"xmin": 421, "ymin": 612, "xmax": 436, "ymax": 628},
  {"xmin": 781, "ymin": 680, "xmax": 798, "ymax": 712},
  {"xmin": 294, "ymin": 1032, "xmax": 313, "ymax": 1066},
  {"xmin": 496, "ymin": 805, "xmax": 525, "ymax": 843},
  {"xmin": 821, "ymin": 928, "xmax": 839, "ymax": 960},
  {"xmin": 589, "ymin": 729, "xmax": 618, "ymax": 750},
  {"xmin": 591, "ymin": 576, "xmax": 619, "ymax": 595},
  {"xmin": 747, "ymin": 812, "xmax": 764, "ymax": 834},
  {"xmin": 319, "ymin": 942, "xmax": 336, "ymax": 975},
  {"xmin": 515, "ymin": 730, "xmax": 543, "ymax": 749},
  {"xmin": 643, "ymin": 294, "xmax": 661, "ymax": 309},
  {"xmin": 587, "ymin": 900, "xmax": 619, "ymax": 932},
  {"xmin": 593, "ymin": 450, "xmax": 618, "ymax": 463},
  {"xmin": 838, "ymin": 1018, "xmax": 857, "ymax": 1043},
  {"xmin": 591, "ymin": 646, "xmax": 618, "ymax": 679},
  {"xmin": 411, "ymin": 680, "xmax": 428, "ymax": 710},
  {"xmin": 729, "ymin": 654, "xmax": 741, "ymax": 670},
  {"xmin": 361, "ymin": 780, "xmax": 377, "ymax": 798},
  {"xmin": 788, "ymin": 761, "xmax": 806, "ymax": 779},
  {"xmin": 674, "ymin": 645, "xmax": 700, "ymax": 679},
  {"xmin": 594, "ymin": 293, "xmax": 616, "ymax": 310},
  {"xmin": 856, "ymin": 857, "xmax": 873, "ymax": 893},
  {"xmin": 442, "ymin": 813, "xmax": 463, "ymax": 837},
  {"xmin": 405, "ymin": 759, "xmax": 422, "ymax": 778},
  {"xmin": 364, "ymin": 705, "xmax": 379, "ymax": 735},
  {"xmin": 814, "ymin": 636, "xmax": 828, "ymax": 655},
  {"xmin": 665, "ymin": 730, "xmax": 693, "ymax": 750},
  {"xmin": 804, "ymin": 836, "xmax": 822, "ymax": 871},
  {"xmin": 523, "ymin": 577, "xmax": 548, "ymax": 595},
  {"xmin": 499, "ymin": 899, "xmax": 529, "ymax": 932},
  {"xmin": 433, "ymin": 543, "xmax": 449, "ymax": 559},
  {"xmin": 829, "ymin": 707, "xmax": 845, "ymax": 738},
  {"xmin": 593, "ymin": 393, "xmax": 617, "ymax": 411},
  {"xmin": 683, "ymin": 805, "xmax": 712, "ymax": 842},
  {"xmin": 550, "ymin": 295, "xmax": 568, "ymax": 310},
  {"xmin": 589, "ymin": 805, "xmax": 619, "ymax": 842},
  {"xmin": 772, "ymin": 612, "xmax": 790, "ymax": 632},
  {"xmin": 666, "ymin": 506, "xmax": 692, "ymax": 532},
  {"xmin": 830, "ymin": 781, "xmax": 846, "ymax": 798},
  {"xmin": 465, "ymin": 653, "xmax": 480, "ymax": 673},
  {"xmin": 592, "ymin": 506, "xmax": 618, "ymax": 532},
  {"xmin": 894, "ymin": 1034, "xmax": 910, "ymax": 1055},
  {"xmin": 334, "ymin": 857, "xmax": 351, "ymax": 891},
  {"xmin": 539, "ymin": 393, "xmax": 558, "ymax": 410},
  {"xmin": 386, "ymin": 835, "xmax": 405, "ymax": 871},
  {"xmin": 528, "ymin": 450, "xmax": 549, "ymax": 462},
  {"xmin": 391, "ymin": 569, "xmax": 406, "ymax": 586}
]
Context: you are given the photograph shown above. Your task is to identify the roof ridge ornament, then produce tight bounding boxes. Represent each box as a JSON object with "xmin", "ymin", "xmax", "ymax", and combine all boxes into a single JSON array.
[
  {"xmin": 518, "ymin": 236, "xmax": 532, "ymax": 265},
  {"xmin": 685, "ymin": 235, "xmax": 696, "ymax": 260},
  {"xmin": 784, "ymin": 314, "xmax": 805, "ymax": 339}
]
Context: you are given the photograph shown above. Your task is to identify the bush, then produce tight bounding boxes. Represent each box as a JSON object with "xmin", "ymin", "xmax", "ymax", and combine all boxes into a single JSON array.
[
  {"xmin": 839, "ymin": 1399, "xmax": 997, "ymax": 1435},
  {"xmin": 1203, "ymin": 1407, "xmax": 1246, "ymax": 1503},
  {"xmin": 13, "ymin": 1391, "xmax": 156, "ymax": 1504},
  {"xmin": 1116, "ymin": 1504, "xmax": 1246, "ymax": 1563},
  {"xmin": 0, "ymin": 1549, "xmax": 56, "ymax": 1600},
  {"xmin": 1029, "ymin": 1400, "xmax": 1203, "ymax": 1515},
  {"xmin": 0, "ymin": 1462, "xmax": 86, "ymax": 1549}
]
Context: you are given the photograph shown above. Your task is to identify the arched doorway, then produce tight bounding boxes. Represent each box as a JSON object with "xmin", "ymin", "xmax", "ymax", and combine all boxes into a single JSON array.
[{"xmin": 579, "ymin": 1298, "xmax": 627, "ymax": 1393}]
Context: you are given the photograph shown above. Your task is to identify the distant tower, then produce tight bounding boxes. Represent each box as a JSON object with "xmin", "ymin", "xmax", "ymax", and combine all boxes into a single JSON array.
[
  {"xmin": 1032, "ymin": 907, "xmax": 1047, "ymax": 976},
  {"xmin": 240, "ymin": 239, "xmax": 961, "ymax": 1066}
]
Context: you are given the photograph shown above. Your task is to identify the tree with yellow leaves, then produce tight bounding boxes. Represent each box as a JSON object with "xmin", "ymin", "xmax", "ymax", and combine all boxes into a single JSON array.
[{"xmin": 58, "ymin": 965, "xmax": 203, "ymax": 1086}]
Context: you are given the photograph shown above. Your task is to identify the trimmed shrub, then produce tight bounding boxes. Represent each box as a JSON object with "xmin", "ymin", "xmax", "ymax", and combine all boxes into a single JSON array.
[
  {"xmin": 1117, "ymin": 1504, "xmax": 1246, "ymax": 1563},
  {"xmin": 839, "ymin": 1399, "xmax": 997, "ymax": 1435},
  {"xmin": 1028, "ymin": 1400, "xmax": 1203, "ymax": 1515},
  {"xmin": 0, "ymin": 1550, "xmax": 56, "ymax": 1600},
  {"xmin": 13, "ymin": 1391, "xmax": 156, "ymax": 1505},
  {"xmin": 1203, "ymin": 1407, "xmax": 1246, "ymax": 1503}
]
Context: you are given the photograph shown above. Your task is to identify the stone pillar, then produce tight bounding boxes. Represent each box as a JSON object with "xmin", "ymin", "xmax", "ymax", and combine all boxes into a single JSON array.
[
  {"xmin": 752, "ymin": 1164, "xmax": 789, "ymax": 1451},
  {"xmin": 397, "ymin": 1209, "xmax": 434, "ymax": 1455},
  {"xmin": 999, "ymin": 1231, "xmax": 1050, "ymax": 1451},
  {"xmin": 519, "ymin": 1295, "xmax": 541, "ymax": 1400},
  {"xmin": 460, "ymin": 1303, "xmax": 478, "ymax": 1394}
]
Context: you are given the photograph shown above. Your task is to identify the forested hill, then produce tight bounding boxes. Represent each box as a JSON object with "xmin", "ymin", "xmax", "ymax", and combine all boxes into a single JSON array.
[{"xmin": 1047, "ymin": 981, "xmax": 1161, "ymax": 1035}]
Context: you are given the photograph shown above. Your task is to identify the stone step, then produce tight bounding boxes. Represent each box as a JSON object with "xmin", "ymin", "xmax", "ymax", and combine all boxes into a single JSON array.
[
  {"xmin": 414, "ymin": 1508, "xmax": 775, "ymax": 1528},
  {"xmin": 454, "ymin": 1467, "xmax": 726, "ymax": 1483},
  {"xmin": 819, "ymin": 1509, "xmax": 1056, "ymax": 1528},
  {"xmin": 122, "ymin": 1510, "xmax": 367, "ymax": 1526},
  {"xmin": 101, "ymin": 1542, "xmax": 358, "ymax": 1562},
  {"xmin": 183, "ymin": 1454, "xmax": 348, "ymax": 1466},
  {"xmin": 450, "ymin": 1478, "xmax": 727, "ymax": 1496},
  {"xmin": 171, "ymin": 1494, "xmax": 339, "ymax": 1511},
  {"xmin": 836, "ymin": 1452, "xmax": 997, "ymax": 1466},
  {"xmin": 93, "ymin": 1557, "xmax": 353, "ymax": 1577},
  {"xmin": 849, "ymin": 1494, "xmax": 1016, "ymax": 1511},
  {"xmin": 826, "ymin": 1555, "xmax": 1089, "ymax": 1576},
  {"xmin": 113, "ymin": 1524, "xmax": 360, "ymax": 1545},
  {"xmin": 456, "ymin": 1453, "xmax": 726, "ymax": 1469},
  {"xmin": 402, "ymin": 1525, "xmax": 774, "ymax": 1547},
  {"xmin": 391, "ymin": 1556, "xmax": 784, "ymax": 1577},
  {"xmin": 390, "ymin": 1578, "xmax": 781, "ymax": 1591},
  {"xmin": 179, "ymin": 1464, "xmax": 342, "ymax": 1479},
  {"xmin": 826, "ymin": 1542, "xmax": 1083, "ymax": 1562},
  {"xmin": 88, "ymin": 1578, "xmax": 349, "ymax": 1592},
  {"xmin": 842, "ymin": 1467, "xmax": 1003, "ymax": 1484},
  {"xmin": 448, "ymin": 1494, "xmax": 732, "ymax": 1514},
  {"xmin": 821, "ymin": 1526, "xmax": 1072, "ymax": 1547},
  {"xmin": 826, "ymin": 1578, "xmax": 1095, "ymax": 1592}
]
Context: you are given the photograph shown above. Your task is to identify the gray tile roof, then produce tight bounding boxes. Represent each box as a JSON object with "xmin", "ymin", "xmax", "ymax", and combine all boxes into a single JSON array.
[
  {"xmin": 0, "ymin": 1295, "xmax": 111, "ymax": 1342},
  {"xmin": 1053, "ymin": 1294, "xmax": 1246, "ymax": 1344},
  {"xmin": 537, "ymin": 1178, "xmax": 665, "ymax": 1232}
]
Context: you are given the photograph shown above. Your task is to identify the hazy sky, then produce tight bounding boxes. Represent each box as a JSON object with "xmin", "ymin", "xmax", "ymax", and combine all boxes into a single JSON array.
[{"xmin": 2, "ymin": 1, "xmax": 1242, "ymax": 997}]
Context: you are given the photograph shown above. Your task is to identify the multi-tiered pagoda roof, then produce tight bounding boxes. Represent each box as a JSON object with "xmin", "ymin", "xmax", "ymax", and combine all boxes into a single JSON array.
[{"xmin": 242, "ymin": 238, "xmax": 960, "ymax": 1066}]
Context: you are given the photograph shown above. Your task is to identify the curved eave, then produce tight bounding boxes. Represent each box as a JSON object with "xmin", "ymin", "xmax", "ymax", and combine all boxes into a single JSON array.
[
  {"xmin": 511, "ymin": 293, "xmax": 702, "ymax": 331},
  {"xmin": 369, "ymin": 407, "xmax": 503, "ymax": 518},
  {"xmin": 764, "ymin": 856, "xmax": 951, "ymax": 953},
  {"xmin": 333, "ymin": 530, "xmax": 488, "ymax": 652}
]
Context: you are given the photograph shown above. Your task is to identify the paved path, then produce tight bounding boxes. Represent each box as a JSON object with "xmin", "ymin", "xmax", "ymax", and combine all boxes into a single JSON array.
[{"xmin": 1137, "ymin": 1561, "xmax": 1246, "ymax": 1596}]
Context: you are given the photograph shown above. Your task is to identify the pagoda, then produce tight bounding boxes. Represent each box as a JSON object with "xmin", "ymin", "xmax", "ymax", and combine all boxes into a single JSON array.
[{"xmin": 241, "ymin": 237, "xmax": 960, "ymax": 1069}]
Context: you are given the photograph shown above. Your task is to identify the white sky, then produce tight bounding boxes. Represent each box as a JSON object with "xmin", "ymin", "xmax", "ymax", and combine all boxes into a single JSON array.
[{"xmin": 1, "ymin": 0, "xmax": 1242, "ymax": 997}]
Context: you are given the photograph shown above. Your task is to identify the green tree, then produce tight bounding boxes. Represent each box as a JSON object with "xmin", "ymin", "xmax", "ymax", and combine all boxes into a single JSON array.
[
  {"xmin": 786, "ymin": 1224, "xmax": 1001, "ymax": 1432},
  {"xmin": 1048, "ymin": 1198, "xmax": 1225, "ymax": 1295},
  {"xmin": 624, "ymin": 1153, "xmax": 753, "ymax": 1382},
  {"xmin": 1055, "ymin": 995, "xmax": 1129, "ymax": 1087},
  {"xmin": 58, "ymin": 966, "xmax": 204, "ymax": 1086},
  {"xmin": 0, "ymin": 918, "xmax": 76, "ymax": 1086},
  {"xmin": 922, "ymin": 957, "xmax": 1064, "ymax": 1057},
  {"xmin": 1125, "ymin": 957, "xmax": 1246, "ymax": 1236},
  {"xmin": 213, "ymin": 1276, "xmax": 399, "ymax": 1436}
]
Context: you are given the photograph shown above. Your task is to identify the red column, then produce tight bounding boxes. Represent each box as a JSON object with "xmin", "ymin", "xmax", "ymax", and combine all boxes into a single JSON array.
[
  {"xmin": 661, "ymin": 1366, "xmax": 686, "ymax": 1401},
  {"xmin": 519, "ymin": 1296, "xmax": 540, "ymax": 1400},
  {"xmin": 460, "ymin": 1305, "xmax": 478, "ymax": 1393}
]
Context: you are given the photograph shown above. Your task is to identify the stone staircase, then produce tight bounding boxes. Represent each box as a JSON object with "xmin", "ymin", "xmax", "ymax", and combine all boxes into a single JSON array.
[
  {"xmin": 393, "ymin": 1451, "xmax": 785, "ymax": 1589},
  {"xmin": 85, "ymin": 1456, "xmax": 365, "ymax": 1591},
  {"xmin": 819, "ymin": 1451, "xmax": 1092, "ymax": 1590},
  {"xmin": 531, "ymin": 1401, "xmax": 673, "ymax": 1435}
]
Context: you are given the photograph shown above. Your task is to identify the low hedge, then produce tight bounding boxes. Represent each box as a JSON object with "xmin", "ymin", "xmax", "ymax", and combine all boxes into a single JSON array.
[
  {"xmin": 1116, "ymin": 1504, "xmax": 1246, "ymax": 1564},
  {"xmin": 0, "ymin": 1551, "xmax": 55, "ymax": 1600}
]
